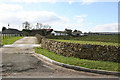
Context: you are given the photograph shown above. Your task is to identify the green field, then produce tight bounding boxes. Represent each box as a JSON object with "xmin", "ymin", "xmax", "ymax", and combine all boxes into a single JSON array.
[
  {"xmin": 49, "ymin": 35, "xmax": 118, "ymax": 46},
  {"xmin": 51, "ymin": 39, "xmax": 118, "ymax": 46},
  {"xmin": 49, "ymin": 35, "xmax": 118, "ymax": 43},
  {"xmin": 35, "ymin": 47, "xmax": 119, "ymax": 72},
  {"xmin": 2, "ymin": 36, "xmax": 23, "ymax": 45}
]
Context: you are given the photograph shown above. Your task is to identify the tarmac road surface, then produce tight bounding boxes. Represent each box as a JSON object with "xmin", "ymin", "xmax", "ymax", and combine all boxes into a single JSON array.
[{"xmin": 1, "ymin": 37, "xmax": 119, "ymax": 78}]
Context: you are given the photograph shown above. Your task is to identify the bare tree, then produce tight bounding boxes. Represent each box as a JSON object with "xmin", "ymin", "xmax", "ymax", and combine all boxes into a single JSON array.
[
  {"xmin": 36, "ymin": 23, "xmax": 39, "ymax": 29},
  {"xmin": 43, "ymin": 24, "xmax": 51, "ymax": 29},
  {"xmin": 22, "ymin": 21, "xmax": 30, "ymax": 30},
  {"xmin": 35, "ymin": 23, "xmax": 51, "ymax": 29},
  {"xmin": 40, "ymin": 23, "xmax": 43, "ymax": 29},
  {"xmin": 36, "ymin": 23, "xmax": 43, "ymax": 29}
]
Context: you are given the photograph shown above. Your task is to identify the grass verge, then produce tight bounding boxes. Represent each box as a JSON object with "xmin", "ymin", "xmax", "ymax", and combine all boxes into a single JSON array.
[
  {"xmin": 51, "ymin": 39, "xmax": 118, "ymax": 46},
  {"xmin": 2, "ymin": 37, "xmax": 23, "ymax": 45},
  {"xmin": 35, "ymin": 47, "xmax": 119, "ymax": 72}
]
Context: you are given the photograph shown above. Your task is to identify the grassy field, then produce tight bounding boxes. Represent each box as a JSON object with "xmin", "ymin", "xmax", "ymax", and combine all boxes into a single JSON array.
[
  {"xmin": 35, "ymin": 47, "xmax": 119, "ymax": 72},
  {"xmin": 51, "ymin": 39, "xmax": 118, "ymax": 46},
  {"xmin": 49, "ymin": 35, "xmax": 118, "ymax": 43},
  {"xmin": 2, "ymin": 36, "xmax": 23, "ymax": 45},
  {"xmin": 70, "ymin": 35, "xmax": 118, "ymax": 43},
  {"xmin": 49, "ymin": 35, "xmax": 118, "ymax": 46}
]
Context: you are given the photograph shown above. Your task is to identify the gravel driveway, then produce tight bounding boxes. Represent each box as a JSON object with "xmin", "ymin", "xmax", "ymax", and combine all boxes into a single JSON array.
[{"xmin": 1, "ymin": 37, "xmax": 118, "ymax": 78}]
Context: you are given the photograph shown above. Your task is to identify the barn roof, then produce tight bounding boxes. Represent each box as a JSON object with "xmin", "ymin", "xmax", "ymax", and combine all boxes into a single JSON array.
[
  {"xmin": 54, "ymin": 31, "xmax": 67, "ymax": 33},
  {"xmin": 2, "ymin": 28, "xmax": 22, "ymax": 34}
]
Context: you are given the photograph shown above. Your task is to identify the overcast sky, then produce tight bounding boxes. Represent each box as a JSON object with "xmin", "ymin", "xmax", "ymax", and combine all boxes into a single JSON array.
[{"xmin": 0, "ymin": 0, "xmax": 118, "ymax": 32}]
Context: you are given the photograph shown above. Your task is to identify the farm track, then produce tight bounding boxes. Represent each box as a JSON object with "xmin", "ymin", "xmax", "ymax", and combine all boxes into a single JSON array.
[{"xmin": 0, "ymin": 37, "xmax": 119, "ymax": 78}]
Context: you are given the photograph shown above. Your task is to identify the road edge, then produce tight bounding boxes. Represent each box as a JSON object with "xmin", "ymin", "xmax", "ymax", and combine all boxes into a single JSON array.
[{"xmin": 33, "ymin": 53, "xmax": 120, "ymax": 77}]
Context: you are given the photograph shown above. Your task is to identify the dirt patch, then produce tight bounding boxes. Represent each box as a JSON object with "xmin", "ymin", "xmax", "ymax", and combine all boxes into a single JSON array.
[{"xmin": 2, "ymin": 53, "xmax": 55, "ymax": 73}]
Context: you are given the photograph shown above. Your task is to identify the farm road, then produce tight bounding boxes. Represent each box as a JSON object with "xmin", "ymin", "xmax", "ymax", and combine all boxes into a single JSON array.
[{"xmin": 0, "ymin": 37, "xmax": 118, "ymax": 78}]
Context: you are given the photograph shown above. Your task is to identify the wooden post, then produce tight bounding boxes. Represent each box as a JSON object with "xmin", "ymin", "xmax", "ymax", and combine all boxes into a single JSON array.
[{"xmin": 5, "ymin": 34, "xmax": 6, "ymax": 39}]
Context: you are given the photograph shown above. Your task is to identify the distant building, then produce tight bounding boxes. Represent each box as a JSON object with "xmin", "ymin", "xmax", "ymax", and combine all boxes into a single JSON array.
[
  {"xmin": 2, "ymin": 28, "xmax": 23, "ymax": 35},
  {"xmin": 53, "ymin": 31, "xmax": 68, "ymax": 36},
  {"xmin": 52, "ymin": 30, "xmax": 84, "ymax": 36},
  {"xmin": 22, "ymin": 29, "xmax": 53, "ymax": 36},
  {"xmin": 72, "ymin": 32, "xmax": 83, "ymax": 36}
]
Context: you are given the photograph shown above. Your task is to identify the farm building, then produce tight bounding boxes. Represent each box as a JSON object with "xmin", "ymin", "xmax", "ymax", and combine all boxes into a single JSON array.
[
  {"xmin": 2, "ymin": 28, "xmax": 23, "ymax": 35},
  {"xmin": 22, "ymin": 29, "xmax": 53, "ymax": 36},
  {"xmin": 53, "ymin": 31, "xmax": 68, "ymax": 36},
  {"xmin": 72, "ymin": 32, "xmax": 83, "ymax": 36},
  {"xmin": 52, "ymin": 30, "xmax": 83, "ymax": 36}
]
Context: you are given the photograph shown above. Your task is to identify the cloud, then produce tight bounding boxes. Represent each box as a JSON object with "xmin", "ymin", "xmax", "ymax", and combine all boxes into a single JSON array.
[
  {"xmin": 75, "ymin": 15, "xmax": 88, "ymax": 18},
  {"xmin": 91, "ymin": 23, "xmax": 118, "ymax": 32},
  {"xmin": 81, "ymin": 0, "xmax": 119, "ymax": 5},
  {"xmin": 0, "ymin": 0, "xmax": 118, "ymax": 4},
  {"xmin": 0, "ymin": 3, "xmax": 24, "ymax": 30},
  {"xmin": 81, "ymin": 0, "xmax": 98, "ymax": 5},
  {"xmin": 0, "ymin": 11, "xmax": 69, "ymax": 29},
  {"xmin": 68, "ymin": 1, "xmax": 73, "ymax": 4},
  {"xmin": 76, "ymin": 19, "xmax": 84, "ymax": 23},
  {"xmin": 49, "ymin": 22, "xmax": 85, "ymax": 31},
  {"xmin": 50, "ymin": 22, "xmax": 94, "ymax": 33},
  {"xmin": 4, "ymin": 0, "xmax": 58, "ymax": 3},
  {"xmin": 0, "ymin": 4, "xmax": 23, "ymax": 12},
  {"xmin": 0, "ymin": 1, "xmax": 118, "ymax": 32},
  {"xmin": 0, "ymin": 3, "xmax": 69, "ymax": 31},
  {"xmin": 81, "ymin": 0, "xmax": 118, "ymax": 5},
  {"xmin": 74, "ymin": 14, "xmax": 87, "ymax": 23}
]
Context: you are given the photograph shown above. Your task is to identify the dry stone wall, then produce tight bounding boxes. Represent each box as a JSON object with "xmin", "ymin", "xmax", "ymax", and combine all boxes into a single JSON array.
[{"xmin": 36, "ymin": 34, "xmax": 119, "ymax": 63}]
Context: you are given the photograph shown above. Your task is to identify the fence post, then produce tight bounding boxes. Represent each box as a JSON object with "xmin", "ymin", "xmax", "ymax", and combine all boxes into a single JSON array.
[
  {"xmin": 2, "ymin": 34, "xmax": 3, "ymax": 39},
  {"xmin": 3, "ymin": 34, "xmax": 4, "ymax": 39},
  {"xmin": 5, "ymin": 34, "xmax": 6, "ymax": 39}
]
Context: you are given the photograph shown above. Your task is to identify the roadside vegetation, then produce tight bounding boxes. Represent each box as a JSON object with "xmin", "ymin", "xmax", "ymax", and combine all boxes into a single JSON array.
[
  {"xmin": 2, "ymin": 36, "xmax": 23, "ymax": 45},
  {"xmin": 48, "ymin": 35, "xmax": 118, "ymax": 46},
  {"xmin": 35, "ymin": 47, "xmax": 119, "ymax": 72}
]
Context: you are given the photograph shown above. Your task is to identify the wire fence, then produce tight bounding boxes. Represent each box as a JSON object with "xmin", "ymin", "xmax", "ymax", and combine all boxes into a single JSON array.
[
  {"xmin": 2, "ymin": 34, "xmax": 23, "ymax": 39},
  {"xmin": 0, "ymin": 33, "xmax": 24, "ymax": 47}
]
